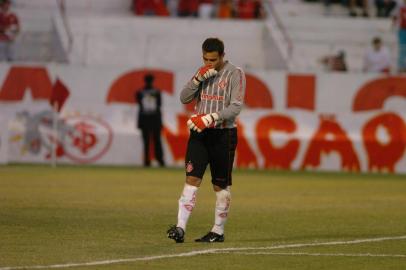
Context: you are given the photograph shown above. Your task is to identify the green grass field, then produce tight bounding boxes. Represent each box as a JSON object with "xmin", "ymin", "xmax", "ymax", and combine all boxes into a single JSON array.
[{"xmin": 1, "ymin": 165, "xmax": 406, "ymax": 270}]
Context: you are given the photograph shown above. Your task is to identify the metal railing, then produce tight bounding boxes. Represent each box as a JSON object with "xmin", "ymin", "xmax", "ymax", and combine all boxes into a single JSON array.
[
  {"xmin": 263, "ymin": 0, "xmax": 293, "ymax": 66},
  {"xmin": 57, "ymin": 0, "xmax": 73, "ymax": 55}
]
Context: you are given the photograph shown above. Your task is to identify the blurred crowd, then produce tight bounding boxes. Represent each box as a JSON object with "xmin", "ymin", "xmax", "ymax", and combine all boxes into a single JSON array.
[
  {"xmin": 320, "ymin": 37, "xmax": 392, "ymax": 73},
  {"xmin": 312, "ymin": 0, "xmax": 401, "ymax": 18},
  {"xmin": 0, "ymin": 0, "xmax": 19, "ymax": 61},
  {"xmin": 132, "ymin": 0, "xmax": 266, "ymax": 19},
  {"xmin": 319, "ymin": 0, "xmax": 406, "ymax": 73},
  {"xmin": 1, "ymin": 0, "xmax": 404, "ymax": 73}
]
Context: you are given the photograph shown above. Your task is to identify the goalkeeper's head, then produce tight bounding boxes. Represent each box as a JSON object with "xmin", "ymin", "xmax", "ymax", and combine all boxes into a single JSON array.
[{"xmin": 201, "ymin": 38, "xmax": 225, "ymax": 71}]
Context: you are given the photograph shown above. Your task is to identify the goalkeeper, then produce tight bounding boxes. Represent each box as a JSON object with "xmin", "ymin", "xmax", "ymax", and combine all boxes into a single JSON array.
[{"xmin": 167, "ymin": 37, "xmax": 246, "ymax": 243}]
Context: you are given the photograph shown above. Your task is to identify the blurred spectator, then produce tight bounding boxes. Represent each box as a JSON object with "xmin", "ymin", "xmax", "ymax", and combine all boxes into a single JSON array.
[
  {"xmin": 199, "ymin": 0, "xmax": 215, "ymax": 18},
  {"xmin": 236, "ymin": 0, "xmax": 255, "ymax": 19},
  {"xmin": 133, "ymin": 0, "xmax": 267, "ymax": 19},
  {"xmin": 216, "ymin": 0, "xmax": 235, "ymax": 18},
  {"xmin": 0, "ymin": 0, "xmax": 19, "ymax": 61},
  {"xmin": 320, "ymin": 50, "xmax": 348, "ymax": 72},
  {"xmin": 177, "ymin": 0, "xmax": 199, "ymax": 17},
  {"xmin": 392, "ymin": 0, "xmax": 406, "ymax": 72},
  {"xmin": 253, "ymin": 0, "xmax": 266, "ymax": 18},
  {"xmin": 363, "ymin": 37, "xmax": 391, "ymax": 73},
  {"xmin": 236, "ymin": 0, "xmax": 265, "ymax": 19},
  {"xmin": 348, "ymin": 0, "xmax": 369, "ymax": 17},
  {"xmin": 166, "ymin": 0, "xmax": 179, "ymax": 16},
  {"xmin": 133, "ymin": 0, "xmax": 169, "ymax": 16},
  {"xmin": 375, "ymin": 0, "xmax": 397, "ymax": 17}
]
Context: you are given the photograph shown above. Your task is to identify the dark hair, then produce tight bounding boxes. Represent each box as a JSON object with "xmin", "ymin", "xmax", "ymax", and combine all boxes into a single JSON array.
[
  {"xmin": 144, "ymin": 74, "xmax": 154, "ymax": 84},
  {"xmin": 372, "ymin": 37, "xmax": 381, "ymax": 44},
  {"xmin": 202, "ymin": 38, "xmax": 224, "ymax": 55}
]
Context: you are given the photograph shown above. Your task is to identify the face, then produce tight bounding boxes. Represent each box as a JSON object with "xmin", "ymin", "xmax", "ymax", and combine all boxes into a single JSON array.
[{"xmin": 202, "ymin": 51, "xmax": 224, "ymax": 70}]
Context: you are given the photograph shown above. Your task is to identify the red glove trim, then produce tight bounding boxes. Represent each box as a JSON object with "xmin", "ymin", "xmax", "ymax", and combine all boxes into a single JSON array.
[
  {"xmin": 190, "ymin": 114, "xmax": 207, "ymax": 130},
  {"xmin": 198, "ymin": 66, "xmax": 211, "ymax": 76}
]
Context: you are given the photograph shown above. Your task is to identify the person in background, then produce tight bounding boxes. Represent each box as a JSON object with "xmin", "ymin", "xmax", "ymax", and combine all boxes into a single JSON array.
[
  {"xmin": 177, "ymin": 0, "xmax": 199, "ymax": 17},
  {"xmin": 198, "ymin": 0, "xmax": 215, "ymax": 18},
  {"xmin": 0, "ymin": 0, "xmax": 19, "ymax": 61},
  {"xmin": 236, "ymin": 0, "xmax": 256, "ymax": 19},
  {"xmin": 235, "ymin": 0, "xmax": 265, "ymax": 19},
  {"xmin": 253, "ymin": 0, "xmax": 265, "ymax": 19},
  {"xmin": 216, "ymin": 0, "xmax": 234, "ymax": 19},
  {"xmin": 166, "ymin": 0, "xmax": 179, "ymax": 16},
  {"xmin": 375, "ymin": 0, "xmax": 397, "ymax": 17},
  {"xmin": 133, "ymin": 0, "xmax": 169, "ymax": 16},
  {"xmin": 392, "ymin": 0, "xmax": 406, "ymax": 72},
  {"xmin": 136, "ymin": 74, "xmax": 165, "ymax": 167},
  {"xmin": 320, "ymin": 50, "xmax": 348, "ymax": 72},
  {"xmin": 348, "ymin": 0, "xmax": 369, "ymax": 17},
  {"xmin": 363, "ymin": 37, "xmax": 391, "ymax": 73}
]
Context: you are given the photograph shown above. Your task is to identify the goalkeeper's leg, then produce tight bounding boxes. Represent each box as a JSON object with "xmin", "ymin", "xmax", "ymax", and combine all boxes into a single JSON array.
[
  {"xmin": 208, "ymin": 128, "xmax": 237, "ymax": 238},
  {"xmin": 168, "ymin": 131, "xmax": 208, "ymax": 243},
  {"xmin": 176, "ymin": 181, "xmax": 199, "ymax": 231},
  {"xmin": 168, "ymin": 177, "xmax": 200, "ymax": 243},
  {"xmin": 178, "ymin": 130, "xmax": 208, "ymax": 232},
  {"xmin": 211, "ymin": 187, "xmax": 231, "ymax": 235}
]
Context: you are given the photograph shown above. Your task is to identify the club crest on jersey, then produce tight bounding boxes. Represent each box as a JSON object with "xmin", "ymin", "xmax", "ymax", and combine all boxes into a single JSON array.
[
  {"xmin": 218, "ymin": 80, "xmax": 227, "ymax": 90},
  {"xmin": 186, "ymin": 161, "xmax": 194, "ymax": 173}
]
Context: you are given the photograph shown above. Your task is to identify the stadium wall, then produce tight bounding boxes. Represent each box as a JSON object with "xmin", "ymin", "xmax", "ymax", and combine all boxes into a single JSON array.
[
  {"xmin": 64, "ymin": 16, "xmax": 272, "ymax": 70},
  {"xmin": 0, "ymin": 64, "xmax": 405, "ymax": 173}
]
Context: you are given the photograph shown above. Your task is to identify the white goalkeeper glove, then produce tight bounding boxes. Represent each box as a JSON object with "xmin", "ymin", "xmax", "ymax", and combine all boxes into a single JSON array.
[
  {"xmin": 187, "ymin": 113, "xmax": 219, "ymax": 133},
  {"xmin": 192, "ymin": 65, "xmax": 218, "ymax": 87}
]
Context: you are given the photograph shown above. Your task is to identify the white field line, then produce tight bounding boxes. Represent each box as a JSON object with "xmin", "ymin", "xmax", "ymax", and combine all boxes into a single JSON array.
[
  {"xmin": 1, "ymin": 235, "xmax": 406, "ymax": 270},
  {"xmin": 226, "ymin": 251, "xmax": 406, "ymax": 258}
]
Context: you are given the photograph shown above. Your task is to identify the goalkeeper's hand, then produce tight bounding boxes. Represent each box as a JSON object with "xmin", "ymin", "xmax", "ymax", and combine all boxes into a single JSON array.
[
  {"xmin": 187, "ymin": 113, "xmax": 219, "ymax": 133},
  {"xmin": 192, "ymin": 65, "xmax": 218, "ymax": 87}
]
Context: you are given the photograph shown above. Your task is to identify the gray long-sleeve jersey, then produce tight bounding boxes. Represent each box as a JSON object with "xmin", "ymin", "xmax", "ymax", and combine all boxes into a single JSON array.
[{"xmin": 180, "ymin": 61, "xmax": 246, "ymax": 129}]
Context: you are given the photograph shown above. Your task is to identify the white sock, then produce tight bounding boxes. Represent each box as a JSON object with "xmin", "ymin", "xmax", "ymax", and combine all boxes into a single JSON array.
[
  {"xmin": 177, "ymin": 184, "xmax": 198, "ymax": 231},
  {"xmin": 211, "ymin": 188, "xmax": 231, "ymax": 235}
]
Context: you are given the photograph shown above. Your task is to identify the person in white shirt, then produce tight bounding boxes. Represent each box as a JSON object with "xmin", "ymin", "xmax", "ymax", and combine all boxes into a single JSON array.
[{"xmin": 363, "ymin": 37, "xmax": 391, "ymax": 73}]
